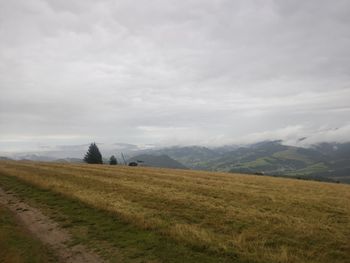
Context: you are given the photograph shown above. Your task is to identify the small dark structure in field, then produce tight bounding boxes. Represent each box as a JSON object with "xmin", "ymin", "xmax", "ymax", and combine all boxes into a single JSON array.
[
  {"xmin": 128, "ymin": 162, "xmax": 138, "ymax": 166},
  {"xmin": 254, "ymin": 171, "xmax": 265, "ymax": 175}
]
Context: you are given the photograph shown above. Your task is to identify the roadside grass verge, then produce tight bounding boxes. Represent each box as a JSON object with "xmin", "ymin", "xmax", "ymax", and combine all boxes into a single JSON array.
[{"xmin": 0, "ymin": 203, "xmax": 57, "ymax": 263}]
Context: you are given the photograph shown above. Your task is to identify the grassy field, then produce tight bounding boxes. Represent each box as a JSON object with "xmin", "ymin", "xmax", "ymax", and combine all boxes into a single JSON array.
[
  {"xmin": 0, "ymin": 160, "xmax": 349, "ymax": 263},
  {"xmin": 0, "ymin": 204, "xmax": 57, "ymax": 263}
]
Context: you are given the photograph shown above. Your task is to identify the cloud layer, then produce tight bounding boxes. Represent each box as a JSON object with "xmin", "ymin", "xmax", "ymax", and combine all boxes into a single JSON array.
[{"xmin": 1, "ymin": 0, "xmax": 350, "ymax": 151}]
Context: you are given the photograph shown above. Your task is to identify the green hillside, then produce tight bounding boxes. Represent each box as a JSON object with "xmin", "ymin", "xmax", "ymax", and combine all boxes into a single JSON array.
[{"xmin": 146, "ymin": 142, "xmax": 350, "ymax": 183}]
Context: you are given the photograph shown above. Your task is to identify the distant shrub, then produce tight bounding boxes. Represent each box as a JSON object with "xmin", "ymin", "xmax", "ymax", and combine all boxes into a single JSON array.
[{"xmin": 109, "ymin": 155, "xmax": 117, "ymax": 165}]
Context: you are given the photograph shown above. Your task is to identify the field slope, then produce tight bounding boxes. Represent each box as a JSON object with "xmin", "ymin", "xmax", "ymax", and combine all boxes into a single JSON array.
[{"xmin": 0, "ymin": 160, "xmax": 349, "ymax": 263}]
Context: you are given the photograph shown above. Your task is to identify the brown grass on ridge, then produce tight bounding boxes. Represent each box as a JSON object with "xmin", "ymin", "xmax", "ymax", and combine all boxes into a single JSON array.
[{"xmin": 0, "ymin": 160, "xmax": 349, "ymax": 263}]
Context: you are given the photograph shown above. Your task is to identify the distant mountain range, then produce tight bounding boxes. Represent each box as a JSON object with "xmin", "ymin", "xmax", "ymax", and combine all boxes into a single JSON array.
[
  {"xmin": 1, "ymin": 141, "xmax": 349, "ymax": 183},
  {"xmin": 141, "ymin": 141, "xmax": 350, "ymax": 183}
]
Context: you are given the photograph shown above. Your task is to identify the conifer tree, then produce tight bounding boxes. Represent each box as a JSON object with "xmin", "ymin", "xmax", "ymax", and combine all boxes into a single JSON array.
[
  {"xmin": 109, "ymin": 155, "xmax": 117, "ymax": 165},
  {"xmin": 84, "ymin": 143, "xmax": 103, "ymax": 164}
]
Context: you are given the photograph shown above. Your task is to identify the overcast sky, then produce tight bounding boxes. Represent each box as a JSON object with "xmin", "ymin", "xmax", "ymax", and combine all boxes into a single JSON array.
[{"xmin": 1, "ymin": 0, "xmax": 350, "ymax": 152}]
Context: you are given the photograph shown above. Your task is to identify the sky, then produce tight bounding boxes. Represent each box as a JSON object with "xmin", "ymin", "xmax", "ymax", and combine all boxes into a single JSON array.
[{"xmin": 1, "ymin": 0, "xmax": 350, "ymax": 152}]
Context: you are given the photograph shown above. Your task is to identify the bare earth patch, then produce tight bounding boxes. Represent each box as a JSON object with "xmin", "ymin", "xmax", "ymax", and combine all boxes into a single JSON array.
[{"xmin": 0, "ymin": 187, "xmax": 103, "ymax": 263}]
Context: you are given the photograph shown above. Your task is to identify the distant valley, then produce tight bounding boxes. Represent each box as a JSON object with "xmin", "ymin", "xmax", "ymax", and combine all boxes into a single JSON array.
[
  {"xmin": 143, "ymin": 141, "xmax": 350, "ymax": 183},
  {"xmin": 2, "ymin": 141, "xmax": 350, "ymax": 183}
]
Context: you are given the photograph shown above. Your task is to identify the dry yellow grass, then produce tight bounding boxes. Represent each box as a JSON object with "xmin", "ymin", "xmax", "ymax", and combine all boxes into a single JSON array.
[{"xmin": 0, "ymin": 160, "xmax": 349, "ymax": 263}]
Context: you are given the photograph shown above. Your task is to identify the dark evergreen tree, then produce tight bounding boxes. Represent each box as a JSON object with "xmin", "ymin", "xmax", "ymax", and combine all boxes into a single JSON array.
[
  {"xmin": 109, "ymin": 155, "xmax": 117, "ymax": 165},
  {"xmin": 84, "ymin": 143, "xmax": 103, "ymax": 164}
]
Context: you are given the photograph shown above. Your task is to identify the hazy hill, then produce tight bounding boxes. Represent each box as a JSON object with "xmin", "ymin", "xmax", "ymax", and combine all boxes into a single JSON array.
[
  {"xmin": 142, "ymin": 141, "xmax": 350, "ymax": 183},
  {"xmin": 141, "ymin": 146, "xmax": 217, "ymax": 168},
  {"xmin": 128, "ymin": 154, "xmax": 187, "ymax": 169},
  {"xmin": 211, "ymin": 142, "xmax": 350, "ymax": 183},
  {"xmin": 2, "ymin": 141, "xmax": 349, "ymax": 183},
  {"xmin": 19, "ymin": 154, "xmax": 56, "ymax": 162}
]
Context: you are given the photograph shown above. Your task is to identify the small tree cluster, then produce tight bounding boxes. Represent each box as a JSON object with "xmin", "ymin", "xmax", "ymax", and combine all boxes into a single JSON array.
[
  {"xmin": 109, "ymin": 155, "xmax": 118, "ymax": 165},
  {"xmin": 84, "ymin": 142, "xmax": 119, "ymax": 166},
  {"xmin": 84, "ymin": 143, "xmax": 103, "ymax": 164}
]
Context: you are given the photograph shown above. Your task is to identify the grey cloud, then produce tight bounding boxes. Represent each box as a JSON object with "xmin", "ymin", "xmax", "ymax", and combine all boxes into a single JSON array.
[{"xmin": 0, "ymin": 0, "xmax": 349, "ymax": 152}]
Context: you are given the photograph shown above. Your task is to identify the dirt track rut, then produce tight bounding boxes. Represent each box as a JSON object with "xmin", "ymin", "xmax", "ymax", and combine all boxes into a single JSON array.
[{"xmin": 0, "ymin": 187, "xmax": 103, "ymax": 263}]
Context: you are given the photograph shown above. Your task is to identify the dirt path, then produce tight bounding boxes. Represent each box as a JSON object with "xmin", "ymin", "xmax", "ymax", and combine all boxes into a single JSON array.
[{"xmin": 0, "ymin": 187, "xmax": 104, "ymax": 263}]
